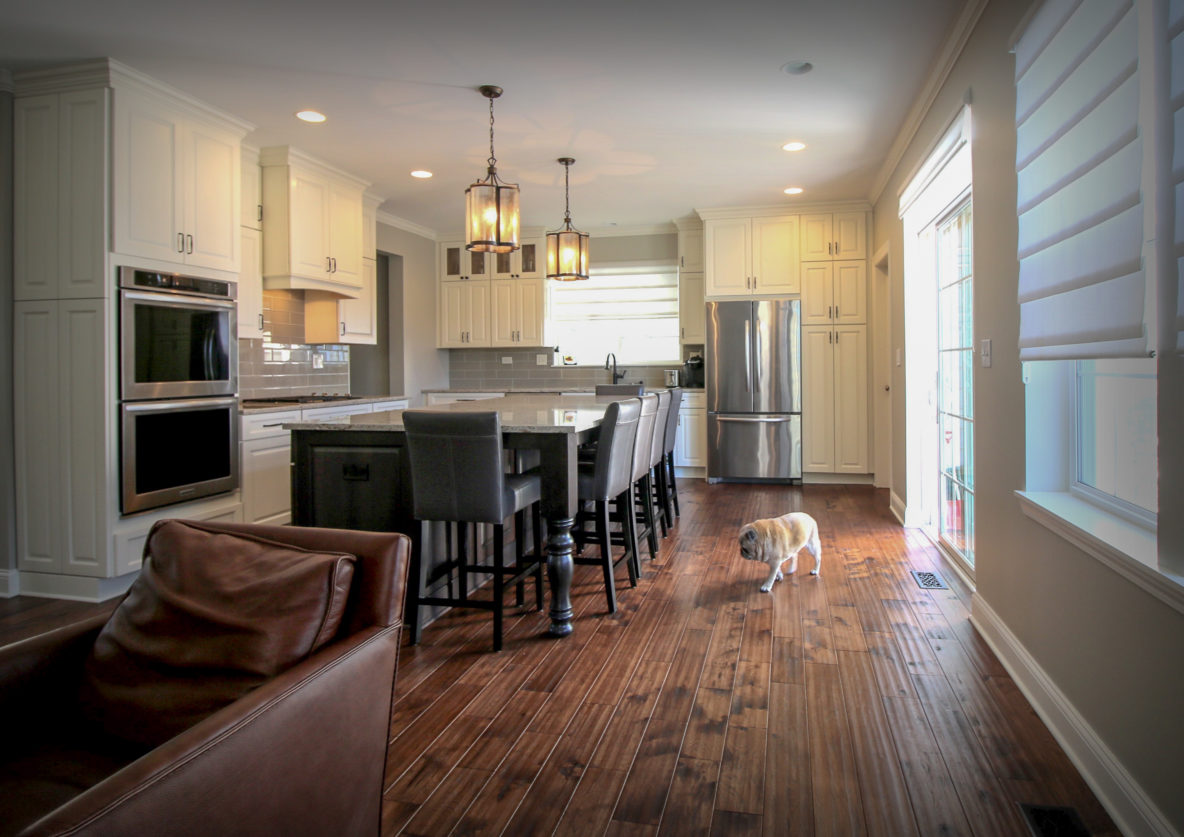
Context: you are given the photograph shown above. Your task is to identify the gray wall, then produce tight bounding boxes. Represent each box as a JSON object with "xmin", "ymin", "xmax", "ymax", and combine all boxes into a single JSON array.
[
  {"xmin": 590, "ymin": 230, "xmax": 677, "ymax": 265},
  {"xmin": 1, "ymin": 86, "xmax": 13, "ymax": 587},
  {"xmin": 871, "ymin": 0, "xmax": 1184, "ymax": 831},
  {"xmin": 376, "ymin": 222, "xmax": 446, "ymax": 404},
  {"xmin": 348, "ymin": 254, "xmax": 391, "ymax": 397}
]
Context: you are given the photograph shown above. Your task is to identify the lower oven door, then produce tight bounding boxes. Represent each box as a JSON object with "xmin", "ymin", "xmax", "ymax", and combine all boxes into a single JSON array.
[{"xmin": 121, "ymin": 397, "xmax": 239, "ymax": 514}]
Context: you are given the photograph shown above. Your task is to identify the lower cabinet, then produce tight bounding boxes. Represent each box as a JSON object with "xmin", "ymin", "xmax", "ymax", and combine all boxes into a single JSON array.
[
  {"xmin": 802, "ymin": 324, "xmax": 868, "ymax": 473},
  {"xmin": 425, "ymin": 392, "xmax": 505, "ymax": 405},
  {"xmin": 674, "ymin": 391, "xmax": 707, "ymax": 469}
]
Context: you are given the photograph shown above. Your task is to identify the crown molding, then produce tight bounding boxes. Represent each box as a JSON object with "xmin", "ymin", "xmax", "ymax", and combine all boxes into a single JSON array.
[
  {"xmin": 866, "ymin": 0, "xmax": 990, "ymax": 206},
  {"xmin": 696, "ymin": 199, "xmax": 871, "ymax": 221},
  {"xmin": 0, "ymin": 69, "xmax": 13, "ymax": 94},
  {"xmin": 259, "ymin": 145, "xmax": 370, "ymax": 190},
  {"xmin": 585, "ymin": 222, "xmax": 677, "ymax": 238},
  {"xmin": 376, "ymin": 211, "xmax": 437, "ymax": 241}
]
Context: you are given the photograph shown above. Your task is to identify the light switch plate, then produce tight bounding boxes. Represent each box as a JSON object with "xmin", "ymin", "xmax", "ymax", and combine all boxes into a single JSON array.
[
  {"xmin": 501, "ymin": 356, "xmax": 513, "ymax": 365},
  {"xmin": 536, "ymin": 354, "xmax": 548, "ymax": 366},
  {"xmin": 312, "ymin": 353, "xmax": 324, "ymax": 369},
  {"xmin": 980, "ymin": 338, "xmax": 992, "ymax": 367}
]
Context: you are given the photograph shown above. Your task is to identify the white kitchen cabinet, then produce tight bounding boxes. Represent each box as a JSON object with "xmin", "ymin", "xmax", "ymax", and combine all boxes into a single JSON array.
[
  {"xmin": 674, "ymin": 391, "xmax": 707, "ymax": 470},
  {"xmin": 237, "ymin": 226, "xmax": 265, "ymax": 339},
  {"xmin": 440, "ymin": 241, "xmax": 492, "ymax": 281},
  {"xmin": 240, "ymin": 410, "xmax": 300, "ymax": 526},
  {"xmin": 305, "ymin": 257, "xmax": 377, "ymax": 344},
  {"xmin": 241, "ymin": 145, "xmax": 262, "ymax": 231},
  {"xmin": 491, "ymin": 278, "xmax": 545, "ymax": 346},
  {"xmin": 426, "ymin": 392, "xmax": 505, "ymax": 405},
  {"xmin": 260, "ymin": 146, "xmax": 368, "ymax": 296},
  {"xmin": 679, "ymin": 272, "xmax": 705, "ymax": 343},
  {"xmin": 704, "ymin": 215, "xmax": 799, "ymax": 297},
  {"xmin": 492, "ymin": 236, "xmax": 542, "ymax": 279},
  {"xmin": 801, "ymin": 211, "xmax": 867, "ymax": 261},
  {"xmin": 679, "ymin": 225, "xmax": 704, "ymax": 272},
  {"xmin": 802, "ymin": 324, "xmax": 868, "ymax": 474},
  {"xmin": 801, "ymin": 260, "xmax": 867, "ymax": 326},
  {"xmin": 14, "ymin": 90, "xmax": 109, "ymax": 300},
  {"xmin": 369, "ymin": 399, "xmax": 410, "ymax": 413},
  {"xmin": 113, "ymin": 85, "xmax": 243, "ymax": 273},
  {"xmin": 438, "ymin": 279, "xmax": 491, "ymax": 347}
]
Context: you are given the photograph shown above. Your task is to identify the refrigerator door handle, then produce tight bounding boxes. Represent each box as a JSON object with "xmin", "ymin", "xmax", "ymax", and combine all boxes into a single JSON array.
[
  {"xmin": 754, "ymin": 316, "xmax": 762, "ymax": 393},
  {"xmin": 744, "ymin": 319, "xmax": 751, "ymax": 393},
  {"xmin": 716, "ymin": 415, "xmax": 796, "ymax": 423}
]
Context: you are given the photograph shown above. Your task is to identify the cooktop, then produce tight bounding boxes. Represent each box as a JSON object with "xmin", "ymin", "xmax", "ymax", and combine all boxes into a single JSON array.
[{"xmin": 240, "ymin": 394, "xmax": 358, "ymax": 407}]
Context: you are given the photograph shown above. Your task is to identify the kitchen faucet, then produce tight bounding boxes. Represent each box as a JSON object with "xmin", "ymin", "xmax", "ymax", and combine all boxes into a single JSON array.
[{"xmin": 605, "ymin": 352, "xmax": 627, "ymax": 384}]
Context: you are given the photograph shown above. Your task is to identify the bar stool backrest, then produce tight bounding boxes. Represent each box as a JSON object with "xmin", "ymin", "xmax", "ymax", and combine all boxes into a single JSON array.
[
  {"xmin": 596, "ymin": 384, "xmax": 644, "ymax": 396},
  {"xmin": 663, "ymin": 387, "xmax": 683, "ymax": 456},
  {"xmin": 403, "ymin": 411, "xmax": 507, "ymax": 524},
  {"xmin": 591, "ymin": 398, "xmax": 642, "ymax": 500},
  {"xmin": 650, "ymin": 390, "xmax": 671, "ymax": 469},
  {"xmin": 631, "ymin": 394, "xmax": 658, "ymax": 483}
]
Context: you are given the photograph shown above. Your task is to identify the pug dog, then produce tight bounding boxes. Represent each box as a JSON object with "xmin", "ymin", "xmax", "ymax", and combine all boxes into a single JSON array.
[{"xmin": 739, "ymin": 512, "xmax": 822, "ymax": 592}]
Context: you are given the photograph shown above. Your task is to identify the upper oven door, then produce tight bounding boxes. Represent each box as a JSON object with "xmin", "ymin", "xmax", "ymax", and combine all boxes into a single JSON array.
[{"xmin": 120, "ymin": 289, "xmax": 238, "ymax": 400}]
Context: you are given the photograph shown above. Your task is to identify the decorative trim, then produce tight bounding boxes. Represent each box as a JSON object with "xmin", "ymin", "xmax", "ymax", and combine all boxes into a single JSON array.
[
  {"xmin": 259, "ymin": 145, "xmax": 370, "ymax": 190},
  {"xmin": 867, "ymin": 0, "xmax": 991, "ymax": 205},
  {"xmin": 17, "ymin": 570, "xmax": 135, "ymax": 603},
  {"xmin": 972, "ymin": 595, "xmax": 1178, "ymax": 837},
  {"xmin": 696, "ymin": 200, "xmax": 872, "ymax": 221},
  {"xmin": 0, "ymin": 569, "xmax": 18, "ymax": 598},
  {"xmin": 376, "ymin": 211, "xmax": 438, "ymax": 242},
  {"xmin": 890, "ymin": 490, "xmax": 908, "ymax": 525},
  {"xmin": 1015, "ymin": 491, "xmax": 1183, "ymax": 615}
]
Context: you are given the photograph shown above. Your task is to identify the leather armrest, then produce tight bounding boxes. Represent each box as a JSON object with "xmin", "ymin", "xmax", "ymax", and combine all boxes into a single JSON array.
[
  {"xmin": 21, "ymin": 622, "xmax": 402, "ymax": 837},
  {"xmin": 0, "ymin": 614, "xmax": 110, "ymax": 728}
]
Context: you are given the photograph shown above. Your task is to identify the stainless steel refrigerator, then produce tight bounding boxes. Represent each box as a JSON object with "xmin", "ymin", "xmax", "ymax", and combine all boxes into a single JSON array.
[{"xmin": 706, "ymin": 299, "xmax": 802, "ymax": 482}]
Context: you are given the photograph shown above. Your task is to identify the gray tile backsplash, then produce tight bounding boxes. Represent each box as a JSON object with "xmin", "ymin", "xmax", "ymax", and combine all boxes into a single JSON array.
[
  {"xmin": 447, "ymin": 348, "xmax": 680, "ymax": 390},
  {"xmin": 238, "ymin": 291, "xmax": 350, "ymax": 398}
]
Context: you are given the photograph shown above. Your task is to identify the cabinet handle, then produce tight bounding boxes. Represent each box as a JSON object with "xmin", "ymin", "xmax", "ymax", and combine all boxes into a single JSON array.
[
  {"xmin": 186, "ymin": 234, "xmax": 194, "ymax": 254},
  {"xmin": 835, "ymin": 306, "xmax": 839, "ymax": 319},
  {"xmin": 327, "ymin": 257, "xmax": 332, "ymax": 272},
  {"xmin": 177, "ymin": 233, "xmax": 185, "ymax": 253},
  {"xmin": 835, "ymin": 330, "xmax": 840, "ymax": 343},
  {"xmin": 681, "ymin": 327, "xmax": 685, "ymax": 338},
  {"xmin": 828, "ymin": 331, "xmax": 832, "ymax": 344},
  {"xmin": 258, "ymin": 313, "xmax": 264, "ymax": 331},
  {"xmin": 257, "ymin": 204, "xmax": 263, "ymax": 223},
  {"xmin": 828, "ymin": 305, "xmax": 833, "ymax": 320},
  {"xmin": 332, "ymin": 257, "xmax": 338, "ymax": 273},
  {"xmin": 340, "ymin": 321, "xmax": 346, "ymax": 337}
]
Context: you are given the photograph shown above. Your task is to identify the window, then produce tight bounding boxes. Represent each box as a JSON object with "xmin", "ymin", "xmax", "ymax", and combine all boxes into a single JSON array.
[{"xmin": 548, "ymin": 263, "xmax": 680, "ymax": 365}]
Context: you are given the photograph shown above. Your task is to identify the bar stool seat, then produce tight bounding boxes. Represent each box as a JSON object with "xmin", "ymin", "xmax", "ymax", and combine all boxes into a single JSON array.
[{"xmin": 404, "ymin": 410, "xmax": 544, "ymax": 652}]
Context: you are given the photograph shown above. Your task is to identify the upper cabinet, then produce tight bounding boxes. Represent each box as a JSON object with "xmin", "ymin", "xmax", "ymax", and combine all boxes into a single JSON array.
[
  {"xmin": 441, "ymin": 242, "xmax": 491, "ymax": 281},
  {"xmin": 704, "ymin": 214, "xmax": 799, "ymax": 298},
  {"xmin": 492, "ymin": 237, "xmax": 543, "ymax": 279},
  {"xmin": 306, "ymin": 193, "xmax": 383, "ymax": 345},
  {"xmin": 801, "ymin": 261, "xmax": 867, "ymax": 326},
  {"xmin": 241, "ymin": 145, "xmax": 263, "ymax": 231},
  {"xmin": 259, "ymin": 146, "xmax": 369, "ymax": 297},
  {"xmin": 800, "ymin": 211, "xmax": 866, "ymax": 261},
  {"xmin": 677, "ymin": 223, "xmax": 704, "ymax": 272},
  {"xmin": 112, "ymin": 85, "xmax": 244, "ymax": 273},
  {"xmin": 437, "ymin": 231, "xmax": 547, "ymax": 348}
]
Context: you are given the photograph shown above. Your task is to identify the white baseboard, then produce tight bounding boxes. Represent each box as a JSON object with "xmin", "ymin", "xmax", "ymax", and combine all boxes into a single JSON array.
[
  {"xmin": 971, "ymin": 596, "xmax": 1177, "ymax": 837},
  {"xmin": 0, "ymin": 569, "xmax": 18, "ymax": 598},
  {"xmin": 890, "ymin": 490, "xmax": 908, "ymax": 525},
  {"xmin": 17, "ymin": 571, "xmax": 135, "ymax": 602},
  {"xmin": 802, "ymin": 473, "xmax": 874, "ymax": 485}
]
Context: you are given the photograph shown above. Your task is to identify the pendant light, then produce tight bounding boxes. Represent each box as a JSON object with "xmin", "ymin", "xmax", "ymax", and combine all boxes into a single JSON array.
[
  {"xmin": 546, "ymin": 157, "xmax": 590, "ymax": 281},
  {"xmin": 465, "ymin": 85, "xmax": 520, "ymax": 253}
]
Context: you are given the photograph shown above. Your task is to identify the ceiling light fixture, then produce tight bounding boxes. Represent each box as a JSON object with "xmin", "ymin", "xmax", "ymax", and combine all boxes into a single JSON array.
[
  {"xmin": 780, "ymin": 61, "xmax": 814, "ymax": 76},
  {"xmin": 295, "ymin": 110, "xmax": 327, "ymax": 123},
  {"xmin": 465, "ymin": 85, "xmax": 519, "ymax": 253},
  {"xmin": 782, "ymin": 141, "xmax": 806, "ymax": 151},
  {"xmin": 784, "ymin": 186, "xmax": 804, "ymax": 195},
  {"xmin": 546, "ymin": 157, "xmax": 590, "ymax": 281},
  {"xmin": 410, "ymin": 170, "xmax": 433, "ymax": 179}
]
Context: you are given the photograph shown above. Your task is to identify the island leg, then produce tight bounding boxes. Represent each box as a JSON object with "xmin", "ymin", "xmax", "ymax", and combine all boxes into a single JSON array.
[
  {"xmin": 545, "ymin": 516, "xmax": 575, "ymax": 636},
  {"xmin": 528, "ymin": 432, "xmax": 580, "ymax": 638}
]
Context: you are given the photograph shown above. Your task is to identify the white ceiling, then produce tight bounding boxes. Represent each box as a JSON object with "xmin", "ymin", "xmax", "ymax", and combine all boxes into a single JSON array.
[{"xmin": 0, "ymin": 0, "xmax": 970, "ymax": 238}]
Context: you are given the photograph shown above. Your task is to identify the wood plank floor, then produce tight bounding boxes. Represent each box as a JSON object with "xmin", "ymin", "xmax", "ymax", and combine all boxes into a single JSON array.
[{"xmin": 0, "ymin": 481, "xmax": 1119, "ymax": 835}]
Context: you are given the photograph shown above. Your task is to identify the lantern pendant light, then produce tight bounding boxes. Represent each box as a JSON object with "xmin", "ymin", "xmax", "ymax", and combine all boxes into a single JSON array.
[
  {"xmin": 465, "ymin": 85, "xmax": 520, "ymax": 253},
  {"xmin": 546, "ymin": 157, "xmax": 590, "ymax": 281}
]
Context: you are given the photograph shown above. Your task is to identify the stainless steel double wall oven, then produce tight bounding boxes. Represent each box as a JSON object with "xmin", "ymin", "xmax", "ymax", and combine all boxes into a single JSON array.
[{"xmin": 118, "ymin": 266, "xmax": 239, "ymax": 514}]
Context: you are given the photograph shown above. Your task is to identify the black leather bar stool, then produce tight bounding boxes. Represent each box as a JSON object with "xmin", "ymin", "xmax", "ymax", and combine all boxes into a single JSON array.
[
  {"xmin": 658, "ymin": 386, "xmax": 683, "ymax": 522},
  {"xmin": 572, "ymin": 398, "xmax": 641, "ymax": 613},
  {"xmin": 629, "ymin": 393, "xmax": 660, "ymax": 563},
  {"xmin": 403, "ymin": 411, "xmax": 544, "ymax": 652},
  {"xmin": 648, "ymin": 389, "xmax": 672, "ymax": 538}
]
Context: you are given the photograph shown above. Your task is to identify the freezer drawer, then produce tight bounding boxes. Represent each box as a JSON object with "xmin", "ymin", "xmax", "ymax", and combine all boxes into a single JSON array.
[{"xmin": 707, "ymin": 413, "xmax": 801, "ymax": 482}]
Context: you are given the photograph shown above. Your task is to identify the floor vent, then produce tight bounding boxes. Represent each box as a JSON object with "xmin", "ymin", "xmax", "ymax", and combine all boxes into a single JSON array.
[
  {"xmin": 910, "ymin": 570, "xmax": 948, "ymax": 590},
  {"xmin": 1019, "ymin": 803, "xmax": 1090, "ymax": 837}
]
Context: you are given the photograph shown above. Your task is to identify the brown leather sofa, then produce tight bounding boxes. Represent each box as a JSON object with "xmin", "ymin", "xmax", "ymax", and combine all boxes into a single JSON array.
[{"xmin": 0, "ymin": 520, "xmax": 411, "ymax": 837}]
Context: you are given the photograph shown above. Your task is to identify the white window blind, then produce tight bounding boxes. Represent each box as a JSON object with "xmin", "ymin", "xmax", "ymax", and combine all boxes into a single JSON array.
[
  {"xmin": 1171, "ymin": 0, "xmax": 1184, "ymax": 353},
  {"xmin": 1014, "ymin": 0, "xmax": 1151, "ymax": 360}
]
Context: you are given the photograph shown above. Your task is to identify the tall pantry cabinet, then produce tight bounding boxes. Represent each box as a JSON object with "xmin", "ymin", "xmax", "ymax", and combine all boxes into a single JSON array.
[{"xmin": 12, "ymin": 59, "xmax": 251, "ymax": 600}]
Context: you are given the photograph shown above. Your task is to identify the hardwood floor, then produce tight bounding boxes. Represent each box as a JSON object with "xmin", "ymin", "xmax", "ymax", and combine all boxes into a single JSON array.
[
  {"xmin": 0, "ymin": 481, "xmax": 1118, "ymax": 835},
  {"xmin": 382, "ymin": 481, "xmax": 1118, "ymax": 836}
]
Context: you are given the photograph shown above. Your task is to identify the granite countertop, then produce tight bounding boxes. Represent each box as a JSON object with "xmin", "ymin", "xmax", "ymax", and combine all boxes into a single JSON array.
[
  {"xmin": 284, "ymin": 392, "xmax": 618, "ymax": 434},
  {"xmin": 420, "ymin": 386, "xmax": 705, "ymax": 394},
  {"xmin": 240, "ymin": 394, "xmax": 411, "ymax": 415}
]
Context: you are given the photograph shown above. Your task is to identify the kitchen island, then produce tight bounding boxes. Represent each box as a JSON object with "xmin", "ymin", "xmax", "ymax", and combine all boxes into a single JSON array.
[{"xmin": 285, "ymin": 393, "xmax": 619, "ymax": 638}]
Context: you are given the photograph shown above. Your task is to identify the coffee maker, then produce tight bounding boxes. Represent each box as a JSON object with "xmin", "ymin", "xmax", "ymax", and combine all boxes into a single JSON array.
[{"xmin": 683, "ymin": 354, "xmax": 705, "ymax": 387}]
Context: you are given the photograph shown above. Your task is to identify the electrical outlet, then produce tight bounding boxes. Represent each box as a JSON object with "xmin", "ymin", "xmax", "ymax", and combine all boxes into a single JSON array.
[
  {"xmin": 980, "ymin": 338, "xmax": 992, "ymax": 367},
  {"xmin": 312, "ymin": 352, "xmax": 324, "ymax": 369},
  {"xmin": 895, "ymin": 348, "xmax": 902, "ymax": 367},
  {"xmin": 501, "ymin": 356, "xmax": 513, "ymax": 365},
  {"xmin": 536, "ymin": 354, "xmax": 548, "ymax": 366}
]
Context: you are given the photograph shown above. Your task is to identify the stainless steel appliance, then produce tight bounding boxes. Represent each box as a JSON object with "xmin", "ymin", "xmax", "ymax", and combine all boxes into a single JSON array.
[
  {"xmin": 118, "ymin": 266, "xmax": 239, "ymax": 513},
  {"xmin": 664, "ymin": 369, "xmax": 680, "ymax": 387},
  {"xmin": 119, "ymin": 266, "xmax": 237, "ymax": 400},
  {"xmin": 706, "ymin": 299, "xmax": 801, "ymax": 482}
]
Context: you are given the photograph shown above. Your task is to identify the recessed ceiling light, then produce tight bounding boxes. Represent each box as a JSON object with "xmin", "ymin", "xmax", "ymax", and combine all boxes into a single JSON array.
[
  {"xmin": 780, "ymin": 61, "xmax": 814, "ymax": 76},
  {"xmin": 782, "ymin": 141, "xmax": 807, "ymax": 152},
  {"xmin": 295, "ymin": 110, "xmax": 327, "ymax": 123},
  {"xmin": 410, "ymin": 170, "xmax": 433, "ymax": 179},
  {"xmin": 784, "ymin": 186, "xmax": 804, "ymax": 195}
]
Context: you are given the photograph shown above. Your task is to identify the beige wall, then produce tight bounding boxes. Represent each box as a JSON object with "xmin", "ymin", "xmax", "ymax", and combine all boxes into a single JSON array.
[
  {"xmin": 0, "ymin": 88, "xmax": 14, "ymax": 583},
  {"xmin": 376, "ymin": 222, "xmax": 447, "ymax": 405},
  {"xmin": 871, "ymin": 0, "xmax": 1184, "ymax": 832},
  {"xmin": 590, "ymin": 230, "xmax": 677, "ymax": 265}
]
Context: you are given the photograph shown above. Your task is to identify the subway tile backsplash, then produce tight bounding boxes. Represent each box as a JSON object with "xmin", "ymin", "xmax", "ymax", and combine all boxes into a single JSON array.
[
  {"xmin": 448, "ymin": 348, "xmax": 679, "ymax": 390},
  {"xmin": 238, "ymin": 291, "xmax": 349, "ymax": 397}
]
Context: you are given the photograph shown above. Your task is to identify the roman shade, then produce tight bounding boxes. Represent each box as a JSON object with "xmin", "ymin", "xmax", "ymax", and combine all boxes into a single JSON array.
[{"xmin": 1013, "ymin": 0, "xmax": 1151, "ymax": 360}]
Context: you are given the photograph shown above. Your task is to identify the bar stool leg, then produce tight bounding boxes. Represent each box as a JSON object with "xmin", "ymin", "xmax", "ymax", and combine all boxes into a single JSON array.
[
  {"xmin": 532, "ymin": 503, "xmax": 545, "ymax": 610},
  {"xmin": 640, "ymin": 473, "xmax": 659, "ymax": 559},
  {"xmin": 595, "ymin": 499, "xmax": 618, "ymax": 613},
  {"xmin": 619, "ymin": 489, "xmax": 641, "ymax": 584},
  {"xmin": 493, "ymin": 523, "xmax": 505, "ymax": 652},
  {"xmin": 514, "ymin": 509, "xmax": 526, "ymax": 606},
  {"xmin": 666, "ymin": 451, "xmax": 681, "ymax": 517},
  {"xmin": 654, "ymin": 465, "xmax": 669, "ymax": 537}
]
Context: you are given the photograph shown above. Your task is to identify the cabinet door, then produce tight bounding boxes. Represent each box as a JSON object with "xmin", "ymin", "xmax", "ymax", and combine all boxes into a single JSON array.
[
  {"xmin": 833, "ymin": 261, "xmax": 867, "ymax": 324},
  {"xmin": 290, "ymin": 168, "xmax": 330, "ymax": 279},
  {"xmin": 241, "ymin": 148, "xmax": 262, "ymax": 231},
  {"xmin": 490, "ymin": 278, "xmax": 518, "ymax": 345},
  {"xmin": 679, "ymin": 227, "xmax": 704, "ymax": 272},
  {"xmin": 679, "ymin": 272, "xmax": 705, "ymax": 343},
  {"xmin": 675, "ymin": 407, "xmax": 707, "ymax": 468},
  {"xmin": 14, "ymin": 95, "xmax": 60, "ymax": 300},
  {"xmin": 328, "ymin": 181, "xmax": 363, "ymax": 289},
  {"xmin": 238, "ymin": 227, "xmax": 265, "ymax": 339},
  {"xmin": 800, "ymin": 263, "xmax": 834, "ymax": 325},
  {"xmin": 441, "ymin": 241, "xmax": 465, "ymax": 280},
  {"xmin": 15, "ymin": 302, "xmax": 61, "ymax": 572},
  {"xmin": 468, "ymin": 281, "xmax": 491, "ymax": 346},
  {"xmin": 517, "ymin": 279, "xmax": 545, "ymax": 345},
  {"xmin": 704, "ymin": 218, "xmax": 751, "ymax": 296},
  {"xmin": 242, "ymin": 435, "xmax": 294, "ymax": 525},
  {"xmin": 339, "ymin": 258, "xmax": 377, "ymax": 344},
  {"xmin": 183, "ymin": 120, "xmax": 240, "ymax": 272},
  {"xmin": 113, "ymin": 88, "xmax": 185, "ymax": 264},
  {"xmin": 801, "ymin": 326, "xmax": 835, "ymax": 472},
  {"xmin": 833, "ymin": 211, "xmax": 866, "ymax": 260},
  {"xmin": 752, "ymin": 215, "xmax": 799, "ymax": 293},
  {"xmin": 833, "ymin": 325, "xmax": 869, "ymax": 473},
  {"xmin": 438, "ymin": 280, "xmax": 490, "ymax": 347},
  {"xmin": 800, "ymin": 214, "xmax": 833, "ymax": 261}
]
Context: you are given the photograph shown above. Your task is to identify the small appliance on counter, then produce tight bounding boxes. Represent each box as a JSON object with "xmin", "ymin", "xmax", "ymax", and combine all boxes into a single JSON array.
[
  {"xmin": 664, "ymin": 369, "xmax": 681, "ymax": 387},
  {"xmin": 682, "ymin": 354, "xmax": 705, "ymax": 388}
]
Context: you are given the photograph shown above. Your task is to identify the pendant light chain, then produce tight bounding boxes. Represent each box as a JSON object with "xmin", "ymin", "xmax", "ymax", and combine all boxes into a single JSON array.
[
  {"xmin": 487, "ymin": 95, "xmax": 497, "ymax": 171},
  {"xmin": 563, "ymin": 159, "xmax": 572, "ymax": 225}
]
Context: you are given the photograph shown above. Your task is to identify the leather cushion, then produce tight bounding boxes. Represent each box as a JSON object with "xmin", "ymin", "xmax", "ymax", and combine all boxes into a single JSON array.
[{"xmin": 79, "ymin": 519, "xmax": 355, "ymax": 747}]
